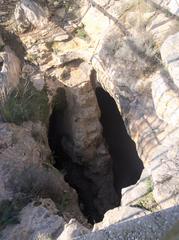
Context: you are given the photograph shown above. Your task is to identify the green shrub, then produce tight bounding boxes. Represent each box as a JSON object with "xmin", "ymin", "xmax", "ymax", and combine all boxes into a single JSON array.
[
  {"xmin": 74, "ymin": 25, "xmax": 89, "ymax": 40},
  {"xmin": 0, "ymin": 79, "xmax": 49, "ymax": 125}
]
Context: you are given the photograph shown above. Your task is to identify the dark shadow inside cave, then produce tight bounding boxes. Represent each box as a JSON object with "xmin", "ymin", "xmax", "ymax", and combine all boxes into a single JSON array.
[
  {"xmin": 48, "ymin": 87, "xmax": 143, "ymax": 225},
  {"xmin": 48, "ymin": 88, "xmax": 101, "ymax": 224},
  {"xmin": 95, "ymin": 87, "xmax": 144, "ymax": 195}
]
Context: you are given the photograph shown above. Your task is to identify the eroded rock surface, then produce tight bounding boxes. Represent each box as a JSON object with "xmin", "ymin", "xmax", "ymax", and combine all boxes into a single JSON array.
[
  {"xmin": 0, "ymin": 36, "xmax": 21, "ymax": 101},
  {"xmin": 1, "ymin": 198, "xmax": 65, "ymax": 240}
]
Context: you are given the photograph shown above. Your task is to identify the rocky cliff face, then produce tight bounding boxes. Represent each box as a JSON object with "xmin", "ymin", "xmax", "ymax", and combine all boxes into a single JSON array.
[{"xmin": 1, "ymin": 0, "xmax": 179, "ymax": 239}]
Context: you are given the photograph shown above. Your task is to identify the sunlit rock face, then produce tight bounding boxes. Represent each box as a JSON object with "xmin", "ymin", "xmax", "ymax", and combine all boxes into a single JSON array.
[{"xmin": 0, "ymin": 36, "xmax": 21, "ymax": 100}]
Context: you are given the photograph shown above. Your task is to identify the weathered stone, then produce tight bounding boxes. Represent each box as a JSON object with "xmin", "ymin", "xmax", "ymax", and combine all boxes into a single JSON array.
[
  {"xmin": 14, "ymin": 0, "xmax": 48, "ymax": 32},
  {"xmin": 0, "ymin": 46, "xmax": 21, "ymax": 100},
  {"xmin": 30, "ymin": 72, "xmax": 45, "ymax": 91},
  {"xmin": 93, "ymin": 206, "xmax": 149, "ymax": 231},
  {"xmin": 160, "ymin": 32, "xmax": 179, "ymax": 89},
  {"xmin": 152, "ymin": 0, "xmax": 179, "ymax": 16},
  {"xmin": 75, "ymin": 206, "xmax": 179, "ymax": 240},
  {"xmin": 0, "ymin": 121, "xmax": 85, "ymax": 224},
  {"xmin": 1, "ymin": 198, "xmax": 65, "ymax": 240},
  {"xmin": 58, "ymin": 219, "xmax": 90, "ymax": 240},
  {"xmin": 151, "ymin": 71, "xmax": 179, "ymax": 126},
  {"xmin": 121, "ymin": 168, "xmax": 151, "ymax": 206},
  {"xmin": 146, "ymin": 13, "xmax": 179, "ymax": 47},
  {"xmin": 168, "ymin": 0, "xmax": 179, "ymax": 16}
]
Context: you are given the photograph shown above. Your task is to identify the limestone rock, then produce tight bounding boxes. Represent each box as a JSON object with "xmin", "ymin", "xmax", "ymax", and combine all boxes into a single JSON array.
[
  {"xmin": 152, "ymin": 143, "xmax": 179, "ymax": 209},
  {"xmin": 93, "ymin": 206, "xmax": 149, "ymax": 231},
  {"xmin": 58, "ymin": 219, "xmax": 90, "ymax": 240},
  {"xmin": 0, "ymin": 45, "xmax": 21, "ymax": 101},
  {"xmin": 168, "ymin": 0, "xmax": 179, "ymax": 16},
  {"xmin": 1, "ymin": 198, "xmax": 65, "ymax": 240},
  {"xmin": 14, "ymin": 0, "xmax": 48, "ymax": 32},
  {"xmin": 151, "ymin": 71, "xmax": 179, "ymax": 126},
  {"xmin": 75, "ymin": 206, "xmax": 179, "ymax": 240},
  {"xmin": 153, "ymin": 0, "xmax": 179, "ymax": 16},
  {"xmin": 160, "ymin": 32, "xmax": 179, "ymax": 89},
  {"xmin": 0, "ymin": 122, "xmax": 85, "ymax": 225},
  {"xmin": 22, "ymin": 64, "xmax": 45, "ymax": 91},
  {"xmin": 0, "ymin": 122, "xmax": 51, "ymax": 200},
  {"xmin": 121, "ymin": 168, "xmax": 151, "ymax": 206},
  {"xmin": 82, "ymin": 0, "xmax": 137, "ymax": 43},
  {"xmin": 146, "ymin": 13, "xmax": 179, "ymax": 47}
]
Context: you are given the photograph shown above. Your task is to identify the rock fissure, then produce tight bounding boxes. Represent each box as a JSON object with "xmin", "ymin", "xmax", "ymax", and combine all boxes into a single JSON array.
[{"xmin": 48, "ymin": 83, "xmax": 143, "ymax": 224}]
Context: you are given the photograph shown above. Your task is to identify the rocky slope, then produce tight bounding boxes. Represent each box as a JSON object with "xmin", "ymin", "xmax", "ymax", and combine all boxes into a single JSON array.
[{"xmin": 0, "ymin": 0, "xmax": 179, "ymax": 239}]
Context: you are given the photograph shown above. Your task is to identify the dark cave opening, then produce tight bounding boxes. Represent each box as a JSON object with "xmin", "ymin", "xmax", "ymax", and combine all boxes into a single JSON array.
[
  {"xmin": 95, "ymin": 87, "xmax": 144, "ymax": 195},
  {"xmin": 48, "ymin": 87, "xmax": 143, "ymax": 224},
  {"xmin": 48, "ymin": 90, "xmax": 102, "ymax": 224}
]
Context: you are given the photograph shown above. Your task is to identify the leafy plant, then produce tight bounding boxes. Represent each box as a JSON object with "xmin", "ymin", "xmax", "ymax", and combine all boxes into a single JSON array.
[
  {"xmin": 74, "ymin": 25, "xmax": 89, "ymax": 40},
  {"xmin": 0, "ymin": 79, "xmax": 49, "ymax": 125}
]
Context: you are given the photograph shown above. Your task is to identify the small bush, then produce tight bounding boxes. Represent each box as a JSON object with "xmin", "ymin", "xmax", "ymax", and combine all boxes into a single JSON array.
[
  {"xmin": 0, "ymin": 79, "xmax": 49, "ymax": 125},
  {"xmin": 74, "ymin": 25, "xmax": 89, "ymax": 40}
]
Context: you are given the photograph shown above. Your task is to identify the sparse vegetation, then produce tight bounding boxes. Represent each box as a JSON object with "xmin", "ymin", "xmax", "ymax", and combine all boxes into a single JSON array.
[
  {"xmin": 0, "ymin": 197, "xmax": 29, "ymax": 232},
  {"xmin": 27, "ymin": 53, "xmax": 39, "ymax": 63},
  {"xmin": 134, "ymin": 192, "xmax": 159, "ymax": 212},
  {"xmin": 74, "ymin": 25, "xmax": 89, "ymax": 40},
  {"xmin": 133, "ymin": 177, "xmax": 159, "ymax": 212},
  {"xmin": 12, "ymin": 165, "xmax": 65, "ymax": 206},
  {"xmin": 146, "ymin": 176, "xmax": 154, "ymax": 193},
  {"xmin": 57, "ymin": 192, "xmax": 70, "ymax": 212},
  {"xmin": 0, "ymin": 79, "xmax": 49, "ymax": 125}
]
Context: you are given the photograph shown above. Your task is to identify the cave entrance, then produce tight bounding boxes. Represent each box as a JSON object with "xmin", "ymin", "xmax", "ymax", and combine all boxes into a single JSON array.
[
  {"xmin": 48, "ymin": 86, "xmax": 143, "ymax": 225},
  {"xmin": 95, "ymin": 87, "xmax": 144, "ymax": 195},
  {"xmin": 48, "ymin": 88, "xmax": 102, "ymax": 224}
]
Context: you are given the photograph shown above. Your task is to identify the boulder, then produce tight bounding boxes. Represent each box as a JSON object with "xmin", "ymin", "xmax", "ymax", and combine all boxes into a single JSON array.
[
  {"xmin": 93, "ymin": 206, "xmax": 149, "ymax": 231},
  {"xmin": 14, "ymin": 0, "xmax": 48, "ymax": 32}
]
